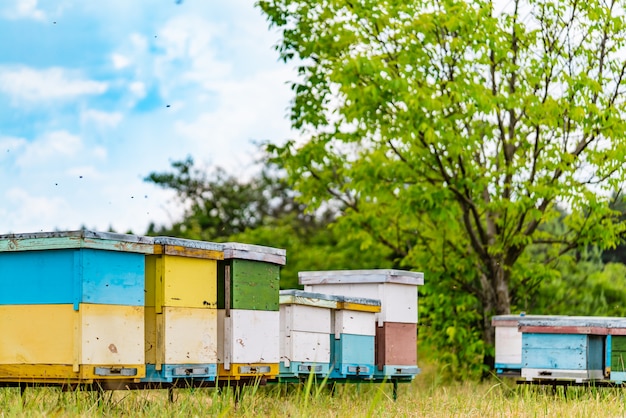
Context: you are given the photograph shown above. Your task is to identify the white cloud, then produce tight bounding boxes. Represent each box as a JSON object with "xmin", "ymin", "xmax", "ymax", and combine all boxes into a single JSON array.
[
  {"xmin": 111, "ymin": 53, "xmax": 131, "ymax": 70},
  {"xmin": 81, "ymin": 109, "xmax": 123, "ymax": 129},
  {"xmin": 16, "ymin": 130, "xmax": 83, "ymax": 168},
  {"xmin": 1, "ymin": 188, "xmax": 70, "ymax": 233},
  {"xmin": 129, "ymin": 81, "xmax": 146, "ymax": 98},
  {"xmin": 0, "ymin": 135, "xmax": 27, "ymax": 161},
  {"xmin": 0, "ymin": 66, "xmax": 108, "ymax": 104},
  {"xmin": 2, "ymin": 0, "xmax": 46, "ymax": 21}
]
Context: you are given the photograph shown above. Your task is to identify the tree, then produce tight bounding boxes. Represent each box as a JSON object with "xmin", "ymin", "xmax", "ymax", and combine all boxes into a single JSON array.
[
  {"xmin": 145, "ymin": 155, "xmax": 392, "ymax": 289},
  {"xmin": 258, "ymin": 0, "xmax": 626, "ymax": 371}
]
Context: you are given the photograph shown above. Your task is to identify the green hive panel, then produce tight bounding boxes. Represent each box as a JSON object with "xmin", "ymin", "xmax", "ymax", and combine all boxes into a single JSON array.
[{"xmin": 218, "ymin": 260, "xmax": 280, "ymax": 311}]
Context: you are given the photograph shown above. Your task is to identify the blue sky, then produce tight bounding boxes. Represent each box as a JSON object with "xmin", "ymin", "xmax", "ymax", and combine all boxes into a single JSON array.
[{"xmin": 0, "ymin": 0, "xmax": 295, "ymax": 234}]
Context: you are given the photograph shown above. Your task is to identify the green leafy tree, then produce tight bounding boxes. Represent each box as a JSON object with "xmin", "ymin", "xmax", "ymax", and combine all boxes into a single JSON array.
[
  {"xmin": 258, "ymin": 0, "xmax": 626, "ymax": 374},
  {"xmin": 145, "ymin": 156, "xmax": 391, "ymax": 289}
]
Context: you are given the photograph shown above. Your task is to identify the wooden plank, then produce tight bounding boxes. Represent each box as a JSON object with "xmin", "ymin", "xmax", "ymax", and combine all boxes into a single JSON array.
[
  {"xmin": 299, "ymin": 269, "xmax": 424, "ymax": 286},
  {"xmin": 495, "ymin": 326, "xmax": 522, "ymax": 365},
  {"xmin": 279, "ymin": 289, "xmax": 341, "ymax": 309},
  {"xmin": 281, "ymin": 304, "xmax": 331, "ymax": 334},
  {"xmin": 145, "ymin": 306, "xmax": 157, "ymax": 364},
  {"xmin": 522, "ymin": 333, "xmax": 604, "ymax": 370},
  {"xmin": 80, "ymin": 304, "xmax": 144, "ymax": 365},
  {"xmin": 153, "ymin": 237, "xmax": 223, "ymax": 259},
  {"xmin": 334, "ymin": 334, "xmax": 376, "ymax": 366},
  {"xmin": 335, "ymin": 310, "xmax": 377, "ymax": 337},
  {"xmin": 519, "ymin": 326, "xmax": 609, "ymax": 335},
  {"xmin": 281, "ymin": 330, "xmax": 331, "ymax": 364},
  {"xmin": 222, "ymin": 242, "xmax": 286, "ymax": 265},
  {"xmin": 219, "ymin": 259, "xmax": 280, "ymax": 311},
  {"xmin": 0, "ymin": 364, "xmax": 79, "ymax": 379},
  {"xmin": 159, "ymin": 255, "xmax": 217, "ymax": 309},
  {"xmin": 0, "ymin": 304, "xmax": 76, "ymax": 364},
  {"xmin": 375, "ymin": 322, "xmax": 417, "ymax": 367},
  {"xmin": 229, "ymin": 309, "xmax": 280, "ymax": 364},
  {"xmin": 0, "ymin": 230, "xmax": 154, "ymax": 254},
  {"xmin": 161, "ymin": 307, "xmax": 218, "ymax": 364}
]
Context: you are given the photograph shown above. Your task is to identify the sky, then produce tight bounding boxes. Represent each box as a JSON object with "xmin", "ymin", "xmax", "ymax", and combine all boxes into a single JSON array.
[{"xmin": 0, "ymin": 0, "xmax": 296, "ymax": 235}]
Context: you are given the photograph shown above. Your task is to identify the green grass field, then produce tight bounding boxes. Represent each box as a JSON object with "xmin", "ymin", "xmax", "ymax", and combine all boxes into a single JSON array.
[{"xmin": 2, "ymin": 366, "xmax": 626, "ymax": 417}]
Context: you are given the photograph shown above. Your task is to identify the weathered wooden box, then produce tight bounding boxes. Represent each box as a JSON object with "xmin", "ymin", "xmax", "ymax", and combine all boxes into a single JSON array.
[
  {"xmin": 603, "ymin": 320, "xmax": 626, "ymax": 383},
  {"xmin": 218, "ymin": 243, "xmax": 286, "ymax": 311},
  {"xmin": 279, "ymin": 290, "xmax": 338, "ymax": 378},
  {"xmin": 330, "ymin": 295, "xmax": 381, "ymax": 379},
  {"xmin": 217, "ymin": 309, "xmax": 280, "ymax": 379},
  {"xmin": 0, "ymin": 303, "xmax": 145, "ymax": 381},
  {"xmin": 299, "ymin": 269, "xmax": 424, "ymax": 325},
  {"xmin": 492, "ymin": 315, "xmax": 561, "ymax": 376},
  {"xmin": 143, "ymin": 237, "xmax": 223, "ymax": 382},
  {"xmin": 520, "ymin": 317, "xmax": 612, "ymax": 382},
  {"xmin": 0, "ymin": 230, "xmax": 154, "ymax": 307}
]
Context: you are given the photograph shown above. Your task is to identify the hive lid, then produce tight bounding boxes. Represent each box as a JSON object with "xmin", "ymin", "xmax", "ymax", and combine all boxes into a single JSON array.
[
  {"xmin": 222, "ymin": 242, "xmax": 286, "ymax": 265},
  {"xmin": 0, "ymin": 230, "xmax": 155, "ymax": 254},
  {"xmin": 154, "ymin": 236, "xmax": 224, "ymax": 259},
  {"xmin": 298, "ymin": 269, "xmax": 424, "ymax": 286},
  {"xmin": 279, "ymin": 289, "xmax": 342, "ymax": 308},
  {"xmin": 519, "ymin": 316, "xmax": 626, "ymax": 335},
  {"xmin": 491, "ymin": 314, "xmax": 565, "ymax": 327}
]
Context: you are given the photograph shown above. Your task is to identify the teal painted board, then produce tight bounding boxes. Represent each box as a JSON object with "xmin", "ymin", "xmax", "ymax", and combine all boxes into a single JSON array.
[
  {"xmin": 330, "ymin": 334, "xmax": 375, "ymax": 378},
  {"xmin": 0, "ymin": 248, "xmax": 145, "ymax": 306},
  {"xmin": 142, "ymin": 364, "xmax": 217, "ymax": 383},
  {"xmin": 522, "ymin": 333, "xmax": 604, "ymax": 371}
]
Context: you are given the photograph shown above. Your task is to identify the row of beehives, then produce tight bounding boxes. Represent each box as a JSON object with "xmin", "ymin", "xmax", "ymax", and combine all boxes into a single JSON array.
[
  {"xmin": 0, "ymin": 230, "xmax": 423, "ymax": 385},
  {"xmin": 493, "ymin": 315, "xmax": 626, "ymax": 383}
]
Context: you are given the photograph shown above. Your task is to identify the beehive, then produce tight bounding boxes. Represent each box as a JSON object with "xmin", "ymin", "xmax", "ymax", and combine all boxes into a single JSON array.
[
  {"xmin": 492, "ymin": 314, "xmax": 561, "ymax": 376},
  {"xmin": 143, "ymin": 237, "xmax": 223, "ymax": 382},
  {"xmin": 217, "ymin": 243, "xmax": 286, "ymax": 379},
  {"xmin": 299, "ymin": 269, "xmax": 423, "ymax": 378},
  {"xmin": 330, "ymin": 295, "xmax": 381, "ymax": 379},
  {"xmin": 279, "ymin": 290, "xmax": 339, "ymax": 378},
  {"xmin": 0, "ymin": 230, "xmax": 153, "ymax": 382},
  {"xmin": 519, "ymin": 316, "xmax": 615, "ymax": 382}
]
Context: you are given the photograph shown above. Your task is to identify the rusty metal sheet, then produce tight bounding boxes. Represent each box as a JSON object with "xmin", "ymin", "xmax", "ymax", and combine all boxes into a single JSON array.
[
  {"xmin": 298, "ymin": 269, "xmax": 424, "ymax": 286},
  {"xmin": 222, "ymin": 242, "xmax": 286, "ymax": 265}
]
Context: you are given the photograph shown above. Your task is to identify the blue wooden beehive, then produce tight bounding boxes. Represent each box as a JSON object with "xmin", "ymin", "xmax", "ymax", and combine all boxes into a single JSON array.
[{"xmin": 519, "ymin": 316, "xmax": 615, "ymax": 382}]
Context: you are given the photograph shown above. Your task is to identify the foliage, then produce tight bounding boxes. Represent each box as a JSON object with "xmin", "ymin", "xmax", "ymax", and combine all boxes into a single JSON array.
[
  {"xmin": 144, "ymin": 156, "xmax": 391, "ymax": 289},
  {"xmin": 258, "ymin": 0, "xmax": 626, "ymax": 377}
]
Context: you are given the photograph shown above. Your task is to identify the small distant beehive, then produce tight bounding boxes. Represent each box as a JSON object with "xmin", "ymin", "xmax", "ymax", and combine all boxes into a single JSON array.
[
  {"xmin": 278, "ymin": 290, "xmax": 339, "ymax": 378},
  {"xmin": 143, "ymin": 237, "xmax": 223, "ymax": 383},
  {"xmin": 0, "ymin": 230, "xmax": 154, "ymax": 382},
  {"xmin": 492, "ymin": 314, "xmax": 561, "ymax": 376},
  {"xmin": 330, "ymin": 294, "xmax": 380, "ymax": 379},
  {"xmin": 217, "ymin": 243, "xmax": 286, "ymax": 379},
  {"xmin": 519, "ymin": 316, "xmax": 614, "ymax": 382},
  {"xmin": 299, "ymin": 269, "xmax": 424, "ymax": 378}
]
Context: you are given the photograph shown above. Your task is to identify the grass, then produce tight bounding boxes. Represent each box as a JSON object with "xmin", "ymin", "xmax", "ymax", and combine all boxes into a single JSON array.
[{"xmin": 2, "ymin": 365, "xmax": 626, "ymax": 417}]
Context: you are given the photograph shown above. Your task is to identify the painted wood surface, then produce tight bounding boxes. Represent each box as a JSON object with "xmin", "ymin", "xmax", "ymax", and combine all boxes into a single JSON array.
[
  {"xmin": 0, "ymin": 304, "xmax": 144, "ymax": 367},
  {"xmin": 218, "ymin": 259, "xmax": 280, "ymax": 311},
  {"xmin": 611, "ymin": 335, "xmax": 626, "ymax": 372},
  {"xmin": 491, "ymin": 314, "xmax": 564, "ymax": 327},
  {"xmin": 279, "ymin": 289, "xmax": 341, "ymax": 310},
  {"xmin": 299, "ymin": 269, "xmax": 424, "ymax": 286},
  {"xmin": 146, "ymin": 254, "xmax": 218, "ymax": 310},
  {"xmin": 304, "ymin": 282, "xmax": 417, "ymax": 324},
  {"xmin": 334, "ymin": 310, "xmax": 377, "ymax": 337},
  {"xmin": 332, "ymin": 334, "xmax": 375, "ymax": 370},
  {"xmin": 375, "ymin": 322, "xmax": 417, "ymax": 367},
  {"xmin": 522, "ymin": 333, "xmax": 604, "ymax": 371},
  {"xmin": 153, "ymin": 236, "xmax": 223, "ymax": 260},
  {"xmin": 0, "ymin": 230, "xmax": 155, "ymax": 254},
  {"xmin": 0, "ymin": 304, "xmax": 76, "ymax": 364},
  {"xmin": 281, "ymin": 304, "xmax": 331, "ymax": 334},
  {"xmin": 222, "ymin": 242, "xmax": 286, "ymax": 265},
  {"xmin": 280, "ymin": 330, "xmax": 331, "ymax": 365},
  {"xmin": 495, "ymin": 325, "xmax": 523, "ymax": 366},
  {"xmin": 80, "ymin": 304, "xmax": 144, "ymax": 365},
  {"xmin": 159, "ymin": 307, "xmax": 218, "ymax": 364},
  {"xmin": 217, "ymin": 363, "xmax": 279, "ymax": 378},
  {"xmin": 0, "ymin": 248, "xmax": 145, "ymax": 306},
  {"xmin": 217, "ymin": 309, "xmax": 280, "ymax": 365},
  {"xmin": 518, "ymin": 316, "xmax": 626, "ymax": 335}
]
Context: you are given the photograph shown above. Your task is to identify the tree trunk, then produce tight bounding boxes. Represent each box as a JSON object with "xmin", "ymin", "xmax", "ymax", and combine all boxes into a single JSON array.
[{"xmin": 480, "ymin": 262, "xmax": 511, "ymax": 377}]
